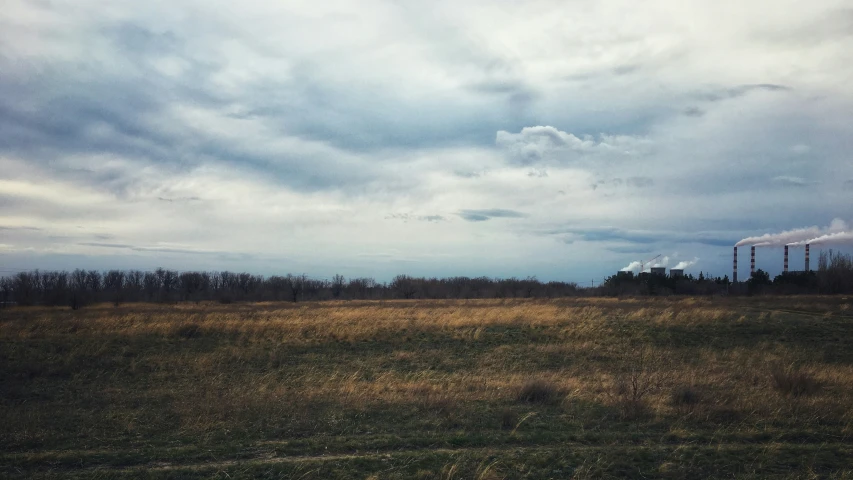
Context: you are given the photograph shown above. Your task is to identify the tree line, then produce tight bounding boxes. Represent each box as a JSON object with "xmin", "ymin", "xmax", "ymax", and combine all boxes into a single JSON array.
[
  {"xmin": 0, "ymin": 269, "xmax": 582, "ymax": 307},
  {"xmin": 3, "ymin": 250, "xmax": 852, "ymax": 308}
]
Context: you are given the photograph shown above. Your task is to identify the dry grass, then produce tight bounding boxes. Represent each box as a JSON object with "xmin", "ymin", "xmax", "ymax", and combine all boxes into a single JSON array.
[
  {"xmin": 2, "ymin": 297, "xmax": 853, "ymax": 478},
  {"xmin": 770, "ymin": 364, "xmax": 822, "ymax": 397},
  {"xmin": 516, "ymin": 379, "xmax": 561, "ymax": 404},
  {"xmin": 670, "ymin": 385, "xmax": 701, "ymax": 414}
]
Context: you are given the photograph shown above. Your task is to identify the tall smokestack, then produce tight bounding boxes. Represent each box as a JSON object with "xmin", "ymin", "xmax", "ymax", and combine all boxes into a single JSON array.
[
  {"xmin": 733, "ymin": 246, "xmax": 738, "ymax": 283},
  {"xmin": 784, "ymin": 245, "xmax": 789, "ymax": 273},
  {"xmin": 750, "ymin": 246, "xmax": 756, "ymax": 276},
  {"xmin": 805, "ymin": 244, "xmax": 810, "ymax": 272}
]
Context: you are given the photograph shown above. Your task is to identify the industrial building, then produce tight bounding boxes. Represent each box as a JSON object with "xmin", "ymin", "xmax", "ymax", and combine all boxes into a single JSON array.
[{"xmin": 615, "ymin": 267, "xmax": 689, "ymax": 278}]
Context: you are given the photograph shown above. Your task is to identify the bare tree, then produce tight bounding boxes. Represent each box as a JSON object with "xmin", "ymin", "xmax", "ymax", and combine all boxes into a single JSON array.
[
  {"xmin": 331, "ymin": 274, "xmax": 346, "ymax": 299},
  {"xmin": 285, "ymin": 274, "xmax": 304, "ymax": 302},
  {"xmin": 391, "ymin": 274, "xmax": 417, "ymax": 299},
  {"xmin": 104, "ymin": 270, "xmax": 126, "ymax": 306},
  {"xmin": 0, "ymin": 276, "xmax": 12, "ymax": 306}
]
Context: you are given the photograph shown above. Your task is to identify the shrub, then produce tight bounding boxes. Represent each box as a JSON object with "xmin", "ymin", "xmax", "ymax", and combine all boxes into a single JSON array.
[
  {"xmin": 609, "ymin": 348, "xmax": 663, "ymax": 419},
  {"xmin": 770, "ymin": 365, "xmax": 821, "ymax": 397},
  {"xmin": 671, "ymin": 385, "xmax": 701, "ymax": 413},
  {"xmin": 516, "ymin": 379, "xmax": 559, "ymax": 404}
]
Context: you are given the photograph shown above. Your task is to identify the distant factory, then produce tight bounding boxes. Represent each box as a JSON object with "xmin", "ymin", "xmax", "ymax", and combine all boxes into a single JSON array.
[
  {"xmin": 731, "ymin": 220, "xmax": 853, "ymax": 282},
  {"xmin": 616, "ymin": 264, "xmax": 689, "ymax": 278}
]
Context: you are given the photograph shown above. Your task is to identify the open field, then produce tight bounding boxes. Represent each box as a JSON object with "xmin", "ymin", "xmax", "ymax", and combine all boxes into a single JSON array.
[{"xmin": 3, "ymin": 297, "xmax": 853, "ymax": 479}]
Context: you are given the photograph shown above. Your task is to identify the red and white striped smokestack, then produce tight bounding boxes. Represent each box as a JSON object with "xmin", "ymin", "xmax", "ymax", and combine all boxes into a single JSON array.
[
  {"xmin": 733, "ymin": 246, "xmax": 738, "ymax": 283},
  {"xmin": 784, "ymin": 245, "xmax": 789, "ymax": 272},
  {"xmin": 805, "ymin": 244, "xmax": 810, "ymax": 272},
  {"xmin": 750, "ymin": 246, "xmax": 756, "ymax": 275}
]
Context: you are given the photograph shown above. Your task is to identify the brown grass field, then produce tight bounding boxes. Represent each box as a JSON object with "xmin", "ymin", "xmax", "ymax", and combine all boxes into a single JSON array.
[{"xmin": 2, "ymin": 296, "xmax": 853, "ymax": 479}]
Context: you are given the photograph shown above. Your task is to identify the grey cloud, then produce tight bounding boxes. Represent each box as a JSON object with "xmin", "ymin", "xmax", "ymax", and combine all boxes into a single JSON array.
[
  {"xmin": 626, "ymin": 176, "xmax": 655, "ymax": 188},
  {"xmin": 356, "ymin": 252, "xmax": 397, "ymax": 258},
  {"xmin": 606, "ymin": 245, "xmax": 655, "ymax": 254},
  {"xmin": 79, "ymin": 242, "xmax": 135, "ymax": 249},
  {"xmin": 78, "ymin": 242, "xmax": 237, "ymax": 256},
  {"xmin": 240, "ymin": 28, "xmax": 534, "ymax": 153},
  {"xmin": 386, "ymin": 214, "xmax": 446, "ymax": 223},
  {"xmin": 697, "ymin": 84, "xmax": 790, "ymax": 102},
  {"xmin": 395, "ymin": 2, "xmax": 539, "ymax": 119},
  {"xmin": 682, "ymin": 106, "xmax": 705, "ymax": 117},
  {"xmin": 0, "ymin": 226, "xmax": 42, "ymax": 231},
  {"xmin": 771, "ymin": 176, "xmax": 813, "ymax": 187},
  {"xmin": 467, "ymin": 79, "xmax": 535, "ymax": 97},
  {"xmin": 460, "ymin": 214, "xmax": 490, "ymax": 222},
  {"xmin": 593, "ymin": 177, "xmax": 652, "ymax": 190},
  {"xmin": 458, "ymin": 209, "xmax": 527, "ymax": 222},
  {"xmin": 133, "ymin": 246, "xmax": 213, "ymax": 255},
  {"xmin": 158, "ymin": 196, "xmax": 202, "ymax": 203},
  {"xmin": 0, "ymin": 63, "xmax": 382, "ymax": 195},
  {"xmin": 496, "ymin": 126, "xmax": 652, "ymax": 165},
  {"xmin": 563, "ymin": 71, "xmax": 596, "ymax": 83},
  {"xmin": 612, "ymin": 64, "xmax": 640, "ymax": 76},
  {"xmin": 571, "ymin": 228, "xmax": 658, "ymax": 244},
  {"xmin": 0, "ymin": 23, "xmax": 400, "ymax": 197},
  {"xmin": 106, "ymin": 23, "xmax": 180, "ymax": 55},
  {"xmin": 230, "ymin": 66, "xmax": 525, "ymax": 153},
  {"xmin": 541, "ymin": 226, "xmax": 736, "ymax": 247},
  {"xmin": 844, "ymin": 179, "xmax": 853, "ymax": 190}
]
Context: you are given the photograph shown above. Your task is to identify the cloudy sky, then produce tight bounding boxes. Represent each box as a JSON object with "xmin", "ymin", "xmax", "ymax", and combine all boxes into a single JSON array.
[{"xmin": 1, "ymin": 0, "xmax": 852, "ymax": 282}]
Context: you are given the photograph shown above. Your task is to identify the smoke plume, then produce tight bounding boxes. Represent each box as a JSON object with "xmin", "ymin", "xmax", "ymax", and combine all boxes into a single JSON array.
[
  {"xmin": 788, "ymin": 231, "xmax": 853, "ymax": 247},
  {"xmin": 620, "ymin": 261, "xmax": 643, "ymax": 272},
  {"xmin": 673, "ymin": 257, "xmax": 699, "ymax": 270},
  {"xmin": 620, "ymin": 256, "xmax": 669, "ymax": 272},
  {"xmin": 735, "ymin": 219, "xmax": 848, "ymax": 247}
]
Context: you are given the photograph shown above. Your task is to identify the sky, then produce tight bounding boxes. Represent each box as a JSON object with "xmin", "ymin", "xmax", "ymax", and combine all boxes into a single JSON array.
[{"xmin": 1, "ymin": 0, "xmax": 852, "ymax": 283}]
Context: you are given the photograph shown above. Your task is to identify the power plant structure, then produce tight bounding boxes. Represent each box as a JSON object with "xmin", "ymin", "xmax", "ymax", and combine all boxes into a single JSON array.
[
  {"xmin": 733, "ymin": 247, "xmax": 738, "ymax": 283},
  {"xmin": 731, "ymin": 221, "xmax": 853, "ymax": 282},
  {"xmin": 617, "ymin": 254, "xmax": 688, "ymax": 278},
  {"xmin": 616, "ymin": 266, "xmax": 688, "ymax": 277},
  {"xmin": 805, "ymin": 244, "xmax": 810, "ymax": 272},
  {"xmin": 732, "ymin": 243, "xmax": 812, "ymax": 281},
  {"xmin": 751, "ymin": 246, "xmax": 756, "ymax": 275}
]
